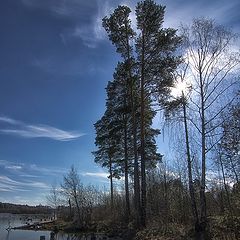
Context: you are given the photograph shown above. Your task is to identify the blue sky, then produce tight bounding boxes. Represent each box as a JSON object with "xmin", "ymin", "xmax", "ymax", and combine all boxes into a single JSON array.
[{"xmin": 0, "ymin": 0, "xmax": 239, "ymax": 205}]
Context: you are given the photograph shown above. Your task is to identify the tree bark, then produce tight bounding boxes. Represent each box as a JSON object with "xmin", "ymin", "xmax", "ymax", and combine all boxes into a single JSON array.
[
  {"xmin": 124, "ymin": 20, "xmax": 141, "ymax": 225},
  {"xmin": 219, "ymin": 153, "xmax": 232, "ymax": 214},
  {"xmin": 124, "ymin": 115, "xmax": 130, "ymax": 221},
  {"xmin": 109, "ymin": 156, "xmax": 114, "ymax": 210},
  {"xmin": 131, "ymin": 85, "xmax": 141, "ymax": 226},
  {"xmin": 140, "ymin": 30, "xmax": 146, "ymax": 228},
  {"xmin": 74, "ymin": 194, "xmax": 82, "ymax": 226},
  {"xmin": 182, "ymin": 94, "xmax": 200, "ymax": 230},
  {"xmin": 199, "ymin": 70, "xmax": 207, "ymax": 237}
]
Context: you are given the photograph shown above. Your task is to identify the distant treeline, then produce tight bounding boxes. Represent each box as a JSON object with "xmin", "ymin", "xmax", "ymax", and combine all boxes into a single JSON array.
[{"xmin": 0, "ymin": 202, "xmax": 52, "ymax": 214}]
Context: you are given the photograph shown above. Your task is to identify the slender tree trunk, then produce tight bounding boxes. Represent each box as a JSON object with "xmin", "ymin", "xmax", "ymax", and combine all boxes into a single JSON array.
[
  {"xmin": 140, "ymin": 30, "xmax": 146, "ymax": 228},
  {"xmin": 163, "ymin": 170, "xmax": 169, "ymax": 223},
  {"xmin": 124, "ymin": 20, "xmax": 141, "ymax": 226},
  {"xmin": 109, "ymin": 156, "xmax": 114, "ymax": 210},
  {"xmin": 74, "ymin": 194, "xmax": 82, "ymax": 226},
  {"xmin": 219, "ymin": 153, "xmax": 232, "ymax": 214},
  {"xmin": 131, "ymin": 86, "xmax": 141, "ymax": 226},
  {"xmin": 126, "ymin": 50, "xmax": 140, "ymax": 227},
  {"xmin": 199, "ymin": 72, "xmax": 207, "ymax": 237},
  {"xmin": 182, "ymin": 95, "xmax": 200, "ymax": 230},
  {"xmin": 69, "ymin": 199, "xmax": 72, "ymax": 217},
  {"xmin": 124, "ymin": 31, "xmax": 131, "ymax": 221},
  {"xmin": 124, "ymin": 115, "xmax": 130, "ymax": 221}
]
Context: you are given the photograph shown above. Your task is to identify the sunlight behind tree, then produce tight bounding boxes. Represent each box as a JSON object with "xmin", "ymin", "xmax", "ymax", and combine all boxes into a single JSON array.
[{"xmin": 171, "ymin": 78, "xmax": 191, "ymax": 98}]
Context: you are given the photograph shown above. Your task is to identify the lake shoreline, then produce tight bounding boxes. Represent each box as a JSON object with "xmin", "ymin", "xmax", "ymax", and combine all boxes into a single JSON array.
[
  {"xmin": 12, "ymin": 220, "xmax": 55, "ymax": 231},
  {"xmin": 13, "ymin": 220, "xmax": 135, "ymax": 240},
  {"xmin": 11, "ymin": 219, "xmax": 135, "ymax": 240}
]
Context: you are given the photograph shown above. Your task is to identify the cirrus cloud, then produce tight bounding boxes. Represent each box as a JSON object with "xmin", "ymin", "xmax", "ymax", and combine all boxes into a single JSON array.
[
  {"xmin": 0, "ymin": 116, "xmax": 84, "ymax": 141},
  {"xmin": 0, "ymin": 175, "xmax": 49, "ymax": 192}
]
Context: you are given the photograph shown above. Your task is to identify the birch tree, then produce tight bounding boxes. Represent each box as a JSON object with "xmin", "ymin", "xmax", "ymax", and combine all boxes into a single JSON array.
[{"xmin": 180, "ymin": 18, "xmax": 240, "ymax": 237}]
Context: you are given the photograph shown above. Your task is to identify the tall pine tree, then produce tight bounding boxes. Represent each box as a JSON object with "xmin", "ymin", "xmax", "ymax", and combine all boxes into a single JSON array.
[
  {"xmin": 99, "ymin": 0, "xmax": 181, "ymax": 227},
  {"xmin": 135, "ymin": 0, "xmax": 181, "ymax": 226}
]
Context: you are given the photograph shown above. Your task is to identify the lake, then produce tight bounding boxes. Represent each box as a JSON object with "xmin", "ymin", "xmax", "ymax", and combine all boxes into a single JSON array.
[{"xmin": 0, "ymin": 213, "xmax": 122, "ymax": 240}]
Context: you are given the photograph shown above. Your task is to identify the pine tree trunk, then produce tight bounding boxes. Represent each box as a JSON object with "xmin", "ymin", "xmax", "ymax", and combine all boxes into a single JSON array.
[
  {"xmin": 124, "ymin": 20, "xmax": 141, "ymax": 226},
  {"xmin": 109, "ymin": 156, "xmax": 114, "ymax": 210},
  {"xmin": 124, "ymin": 117, "xmax": 130, "ymax": 221},
  {"xmin": 127, "ymin": 61, "xmax": 140, "ymax": 226},
  {"xmin": 131, "ymin": 87, "xmax": 141, "ymax": 226},
  {"xmin": 140, "ymin": 30, "xmax": 146, "ymax": 228}
]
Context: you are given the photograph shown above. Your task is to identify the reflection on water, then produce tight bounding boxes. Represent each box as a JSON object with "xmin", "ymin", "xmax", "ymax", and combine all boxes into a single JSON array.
[
  {"xmin": 0, "ymin": 213, "xmax": 122, "ymax": 240},
  {"xmin": 0, "ymin": 213, "xmax": 52, "ymax": 240}
]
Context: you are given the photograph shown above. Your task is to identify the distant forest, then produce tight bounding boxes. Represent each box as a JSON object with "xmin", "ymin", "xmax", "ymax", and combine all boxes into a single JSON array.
[
  {"xmin": 0, "ymin": 202, "xmax": 51, "ymax": 214},
  {"xmin": 45, "ymin": 1, "xmax": 239, "ymax": 239}
]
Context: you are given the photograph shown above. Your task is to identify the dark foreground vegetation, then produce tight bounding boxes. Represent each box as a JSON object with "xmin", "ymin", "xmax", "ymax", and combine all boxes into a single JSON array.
[
  {"xmin": 47, "ymin": 0, "xmax": 239, "ymax": 239},
  {"xmin": 47, "ymin": 166, "xmax": 240, "ymax": 240}
]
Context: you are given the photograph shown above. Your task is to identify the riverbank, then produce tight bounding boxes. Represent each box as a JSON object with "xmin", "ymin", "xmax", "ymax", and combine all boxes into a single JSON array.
[
  {"xmin": 12, "ymin": 219, "xmax": 55, "ymax": 231},
  {"xmin": 12, "ymin": 219, "xmax": 189, "ymax": 239},
  {"xmin": 15, "ymin": 221, "xmax": 192, "ymax": 239},
  {"xmin": 12, "ymin": 215, "xmax": 240, "ymax": 240},
  {"xmin": 12, "ymin": 219, "xmax": 135, "ymax": 239}
]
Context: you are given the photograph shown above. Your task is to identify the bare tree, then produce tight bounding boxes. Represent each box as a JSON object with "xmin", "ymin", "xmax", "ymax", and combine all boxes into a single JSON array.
[
  {"xmin": 181, "ymin": 18, "xmax": 240, "ymax": 237},
  {"xmin": 164, "ymin": 90, "xmax": 201, "ymax": 232},
  {"xmin": 46, "ymin": 184, "xmax": 61, "ymax": 220},
  {"xmin": 61, "ymin": 165, "xmax": 82, "ymax": 225}
]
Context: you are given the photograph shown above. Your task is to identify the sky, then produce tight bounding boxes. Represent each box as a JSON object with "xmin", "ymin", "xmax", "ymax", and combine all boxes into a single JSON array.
[{"xmin": 0, "ymin": 0, "xmax": 239, "ymax": 205}]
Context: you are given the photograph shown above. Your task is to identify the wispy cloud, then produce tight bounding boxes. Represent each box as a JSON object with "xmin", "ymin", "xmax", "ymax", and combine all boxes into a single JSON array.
[
  {"xmin": 0, "ymin": 175, "xmax": 49, "ymax": 193},
  {"xmin": 19, "ymin": 174, "xmax": 39, "ymax": 178},
  {"xmin": 0, "ymin": 116, "xmax": 20, "ymax": 125},
  {"xmin": 5, "ymin": 165, "xmax": 23, "ymax": 170},
  {"xmin": 21, "ymin": 0, "xmax": 87, "ymax": 18},
  {"xmin": 0, "ymin": 160, "xmax": 23, "ymax": 172},
  {"xmin": 81, "ymin": 171, "xmax": 126, "ymax": 186},
  {"xmin": 162, "ymin": 0, "xmax": 240, "ymax": 31},
  {"xmin": 29, "ymin": 164, "xmax": 67, "ymax": 176},
  {"xmin": 0, "ymin": 116, "xmax": 84, "ymax": 141},
  {"xmin": 0, "ymin": 159, "xmax": 66, "ymax": 177},
  {"xmin": 21, "ymin": 0, "xmax": 107, "ymax": 48},
  {"xmin": 81, "ymin": 171, "xmax": 109, "ymax": 179},
  {"xmin": 66, "ymin": 0, "xmax": 111, "ymax": 48},
  {"xmin": 21, "ymin": 0, "xmax": 130, "ymax": 48}
]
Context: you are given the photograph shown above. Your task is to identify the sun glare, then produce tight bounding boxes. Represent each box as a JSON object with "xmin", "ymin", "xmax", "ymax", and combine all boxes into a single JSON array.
[{"xmin": 171, "ymin": 80, "xmax": 190, "ymax": 98}]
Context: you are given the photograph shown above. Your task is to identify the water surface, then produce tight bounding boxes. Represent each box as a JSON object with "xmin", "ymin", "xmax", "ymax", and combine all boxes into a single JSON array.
[
  {"xmin": 0, "ymin": 213, "xmax": 52, "ymax": 240},
  {"xmin": 0, "ymin": 213, "xmax": 122, "ymax": 240}
]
